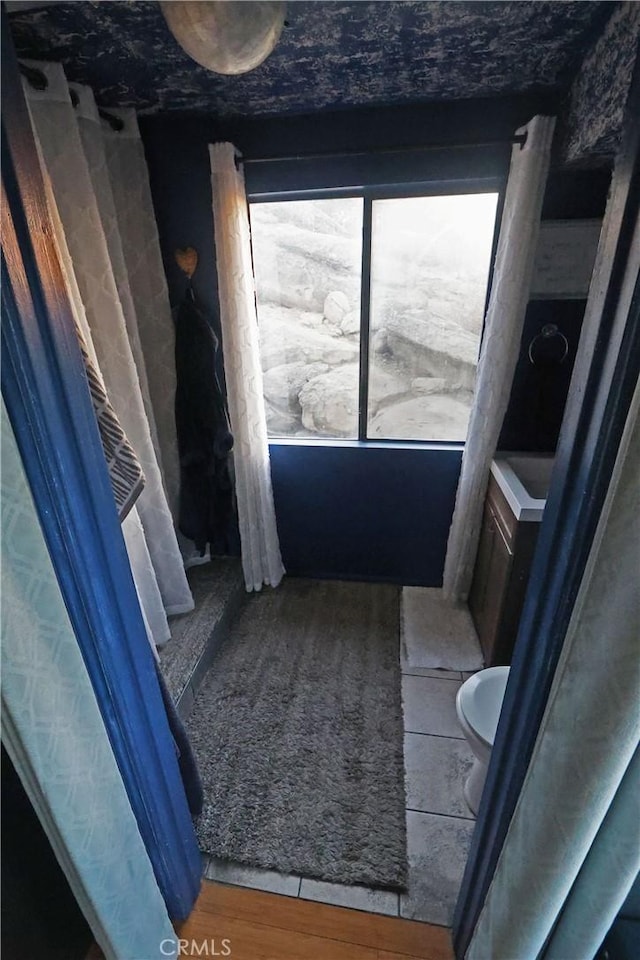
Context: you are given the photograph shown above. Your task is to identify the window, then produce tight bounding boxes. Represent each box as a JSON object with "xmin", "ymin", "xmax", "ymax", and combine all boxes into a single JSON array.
[
  {"xmin": 250, "ymin": 197, "xmax": 363, "ymax": 439},
  {"xmin": 250, "ymin": 189, "xmax": 498, "ymax": 442}
]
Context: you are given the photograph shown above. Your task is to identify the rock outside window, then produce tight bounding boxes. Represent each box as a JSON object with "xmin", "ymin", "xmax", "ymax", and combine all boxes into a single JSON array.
[{"xmin": 249, "ymin": 191, "xmax": 498, "ymax": 443}]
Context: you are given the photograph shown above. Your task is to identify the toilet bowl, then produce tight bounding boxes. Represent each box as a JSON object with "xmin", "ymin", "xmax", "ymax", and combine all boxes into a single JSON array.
[{"xmin": 455, "ymin": 666, "xmax": 510, "ymax": 815}]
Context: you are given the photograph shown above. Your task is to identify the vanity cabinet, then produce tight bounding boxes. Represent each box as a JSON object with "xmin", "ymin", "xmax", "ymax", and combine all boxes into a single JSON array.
[{"xmin": 469, "ymin": 474, "xmax": 541, "ymax": 666}]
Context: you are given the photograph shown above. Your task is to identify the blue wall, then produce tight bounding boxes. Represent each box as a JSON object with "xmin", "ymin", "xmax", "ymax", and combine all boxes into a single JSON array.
[
  {"xmin": 499, "ymin": 167, "xmax": 611, "ymax": 452},
  {"xmin": 139, "ymin": 96, "xmax": 545, "ymax": 315},
  {"xmin": 269, "ymin": 442, "xmax": 462, "ymax": 585},
  {"xmin": 139, "ymin": 97, "xmax": 609, "ymax": 584}
]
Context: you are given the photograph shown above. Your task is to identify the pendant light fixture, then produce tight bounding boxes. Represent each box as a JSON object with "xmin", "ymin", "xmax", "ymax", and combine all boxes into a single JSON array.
[{"xmin": 160, "ymin": 1, "xmax": 286, "ymax": 76}]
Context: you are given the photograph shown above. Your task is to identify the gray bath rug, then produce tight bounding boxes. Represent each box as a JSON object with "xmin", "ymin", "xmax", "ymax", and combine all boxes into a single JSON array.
[
  {"xmin": 401, "ymin": 587, "xmax": 483, "ymax": 671},
  {"xmin": 186, "ymin": 578, "xmax": 408, "ymax": 890}
]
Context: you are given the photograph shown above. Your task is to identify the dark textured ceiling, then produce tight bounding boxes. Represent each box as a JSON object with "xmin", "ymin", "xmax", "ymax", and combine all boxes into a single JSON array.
[{"xmin": 9, "ymin": 1, "xmax": 612, "ymax": 116}]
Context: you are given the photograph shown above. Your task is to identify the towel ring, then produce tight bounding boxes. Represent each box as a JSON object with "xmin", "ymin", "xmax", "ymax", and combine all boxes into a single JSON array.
[{"xmin": 528, "ymin": 323, "xmax": 569, "ymax": 366}]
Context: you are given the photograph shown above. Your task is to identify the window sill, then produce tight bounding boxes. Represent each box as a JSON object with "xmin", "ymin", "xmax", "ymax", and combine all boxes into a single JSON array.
[{"xmin": 267, "ymin": 437, "xmax": 465, "ymax": 452}]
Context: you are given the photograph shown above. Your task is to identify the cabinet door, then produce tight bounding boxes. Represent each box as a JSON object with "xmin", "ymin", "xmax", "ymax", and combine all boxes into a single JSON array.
[
  {"xmin": 469, "ymin": 504, "xmax": 495, "ymax": 645},
  {"xmin": 469, "ymin": 504, "xmax": 514, "ymax": 665},
  {"xmin": 483, "ymin": 513, "xmax": 514, "ymax": 665}
]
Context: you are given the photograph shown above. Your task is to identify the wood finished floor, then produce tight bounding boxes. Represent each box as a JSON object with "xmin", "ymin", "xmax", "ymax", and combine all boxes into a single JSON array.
[
  {"xmin": 175, "ymin": 880, "xmax": 454, "ymax": 959},
  {"xmin": 87, "ymin": 879, "xmax": 454, "ymax": 959}
]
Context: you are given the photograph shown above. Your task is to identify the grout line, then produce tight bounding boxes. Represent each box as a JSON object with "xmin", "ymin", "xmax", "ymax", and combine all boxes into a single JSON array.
[
  {"xmin": 296, "ymin": 876, "xmax": 302, "ymax": 897},
  {"xmin": 405, "ymin": 806, "xmax": 476, "ymax": 822},
  {"xmin": 402, "ymin": 673, "xmax": 464, "ymax": 683},
  {"xmin": 401, "ymin": 671, "xmax": 462, "ymax": 680},
  {"xmin": 404, "ymin": 729, "xmax": 465, "ymax": 740},
  {"xmin": 397, "ymin": 907, "xmax": 454, "ymax": 931}
]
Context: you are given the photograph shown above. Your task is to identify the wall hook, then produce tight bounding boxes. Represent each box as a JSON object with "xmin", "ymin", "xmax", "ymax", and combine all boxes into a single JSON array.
[{"xmin": 175, "ymin": 247, "xmax": 198, "ymax": 280}]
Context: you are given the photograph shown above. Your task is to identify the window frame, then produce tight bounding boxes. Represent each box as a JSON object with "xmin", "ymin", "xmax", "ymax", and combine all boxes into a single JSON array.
[{"xmin": 248, "ymin": 176, "xmax": 504, "ymax": 445}]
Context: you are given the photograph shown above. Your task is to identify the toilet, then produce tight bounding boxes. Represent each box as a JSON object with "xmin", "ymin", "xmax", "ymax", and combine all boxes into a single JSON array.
[{"xmin": 455, "ymin": 666, "xmax": 510, "ymax": 815}]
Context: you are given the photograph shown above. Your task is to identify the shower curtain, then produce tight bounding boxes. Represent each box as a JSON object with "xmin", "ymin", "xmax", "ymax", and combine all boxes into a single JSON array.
[
  {"xmin": 209, "ymin": 142, "xmax": 285, "ymax": 592},
  {"xmin": 443, "ymin": 115, "xmax": 555, "ymax": 604},
  {"xmin": 101, "ymin": 102, "xmax": 182, "ymax": 522},
  {"xmin": 22, "ymin": 61, "xmax": 193, "ymax": 646}
]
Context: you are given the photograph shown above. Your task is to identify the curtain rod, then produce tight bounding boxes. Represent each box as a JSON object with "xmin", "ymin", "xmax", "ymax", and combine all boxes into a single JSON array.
[
  {"xmin": 19, "ymin": 62, "xmax": 124, "ymax": 132},
  {"xmin": 238, "ymin": 133, "xmax": 527, "ymax": 166}
]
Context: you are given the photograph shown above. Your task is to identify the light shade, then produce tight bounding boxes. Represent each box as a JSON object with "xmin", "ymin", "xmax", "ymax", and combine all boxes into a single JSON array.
[{"xmin": 160, "ymin": 1, "xmax": 286, "ymax": 76}]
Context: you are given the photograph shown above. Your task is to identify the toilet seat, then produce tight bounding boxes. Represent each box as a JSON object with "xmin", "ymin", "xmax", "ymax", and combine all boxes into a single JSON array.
[{"xmin": 457, "ymin": 666, "xmax": 510, "ymax": 747}]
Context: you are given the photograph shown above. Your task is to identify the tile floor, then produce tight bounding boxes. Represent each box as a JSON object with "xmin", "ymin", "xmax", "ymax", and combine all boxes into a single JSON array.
[
  {"xmin": 201, "ymin": 661, "xmax": 478, "ymax": 927},
  {"xmin": 399, "ymin": 667, "xmax": 476, "ymax": 925}
]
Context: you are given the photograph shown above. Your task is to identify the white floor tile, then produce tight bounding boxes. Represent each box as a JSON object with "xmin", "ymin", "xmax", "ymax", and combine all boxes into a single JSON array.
[
  {"xmin": 205, "ymin": 857, "xmax": 301, "ymax": 897},
  {"xmin": 299, "ymin": 878, "xmax": 399, "ymax": 916},
  {"xmin": 400, "ymin": 811, "xmax": 475, "ymax": 926},
  {"xmin": 402, "ymin": 674, "xmax": 464, "ymax": 737},
  {"xmin": 404, "ymin": 733, "xmax": 475, "ymax": 819}
]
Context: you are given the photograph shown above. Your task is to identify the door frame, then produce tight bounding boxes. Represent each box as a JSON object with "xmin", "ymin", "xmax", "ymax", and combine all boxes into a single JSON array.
[
  {"xmin": 454, "ymin": 56, "xmax": 640, "ymax": 957},
  {"xmin": 1, "ymin": 15, "xmax": 201, "ymax": 921}
]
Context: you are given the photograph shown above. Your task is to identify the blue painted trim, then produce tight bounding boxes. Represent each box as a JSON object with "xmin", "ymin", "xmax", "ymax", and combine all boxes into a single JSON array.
[
  {"xmin": 248, "ymin": 176, "xmax": 503, "ymax": 204},
  {"xmin": 244, "ymin": 142, "xmax": 510, "ymax": 196},
  {"xmin": 453, "ymin": 64, "xmax": 640, "ymax": 958},
  {"xmin": 250, "ymin": 185, "xmax": 366, "ymax": 203},
  {"xmin": 1, "ymin": 17, "xmax": 200, "ymax": 921}
]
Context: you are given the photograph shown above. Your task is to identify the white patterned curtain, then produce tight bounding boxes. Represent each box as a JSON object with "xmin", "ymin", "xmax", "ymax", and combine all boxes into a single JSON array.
[
  {"xmin": 1, "ymin": 402, "xmax": 177, "ymax": 960},
  {"xmin": 443, "ymin": 115, "xmax": 556, "ymax": 604},
  {"xmin": 101, "ymin": 104, "xmax": 207, "ymax": 569},
  {"xmin": 467, "ymin": 376, "xmax": 640, "ymax": 960},
  {"xmin": 101, "ymin": 106, "xmax": 181, "ymax": 521},
  {"xmin": 209, "ymin": 142, "xmax": 285, "ymax": 592},
  {"xmin": 23, "ymin": 62, "xmax": 193, "ymax": 645}
]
